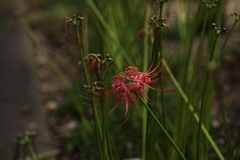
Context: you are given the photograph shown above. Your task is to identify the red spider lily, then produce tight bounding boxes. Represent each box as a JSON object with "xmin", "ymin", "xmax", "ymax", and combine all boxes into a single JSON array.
[
  {"xmin": 105, "ymin": 79, "xmax": 135, "ymax": 119},
  {"xmin": 105, "ymin": 59, "xmax": 174, "ymax": 121}
]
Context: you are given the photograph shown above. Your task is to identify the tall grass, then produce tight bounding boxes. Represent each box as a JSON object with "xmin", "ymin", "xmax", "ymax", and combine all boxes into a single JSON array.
[{"xmin": 83, "ymin": 0, "xmax": 239, "ymax": 159}]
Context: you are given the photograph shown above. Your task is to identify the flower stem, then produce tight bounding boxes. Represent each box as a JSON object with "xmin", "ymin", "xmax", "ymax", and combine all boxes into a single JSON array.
[
  {"xmin": 186, "ymin": 12, "xmax": 210, "ymax": 156},
  {"xmin": 162, "ymin": 59, "xmax": 225, "ymax": 160},
  {"xmin": 99, "ymin": 64, "xmax": 107, "ymax": 160},
  {"xmin": 74, "ymin": 18, "xmax": 91, "ymax": 86},
  {"xmin": 140, "ymin": 98, "xmax": 186, "ymax": 160},
  {"xmin": 74, "ymin": 16, "xmax": 104, "ymax": 159},
  {"xmin": 26, "ymin": 143, "xmax": 38, "ymax": 160},
  {"xmin": 21, "ymin": 150, "xmax": 59, "ymax": 160},
  {"xmin": 221, "ymin": 20, "xmax": 238, "ymax": 54},
  {"xmin": 91, "ymin": 97, "xmax": 104, "ymax": 159},
  {"xmin": 158, "ymin": 3, "xmax": 169, "ymax": 159},
  {"xmin": 146, "ymin": 20, "xmax": 160, "ymax": 160},
  {"xmin": 196, "ymin": 31, "xmax": 220, "ymax": 159},
  {"xmin": 100, "ymin": 62, "xmax": 112, "ymax": 160},
  {"xmin": 142, "ymin": 3, "xmax": 151, "ymax": 159}
]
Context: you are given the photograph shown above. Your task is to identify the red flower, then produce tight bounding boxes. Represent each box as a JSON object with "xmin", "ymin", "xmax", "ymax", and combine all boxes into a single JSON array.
[
  {"xmin": 105, "ymin": 79, "xmax": 135, "ymax": 119},
  {"xmin": 105, "ymin": 60, "xmax": 174, "ymax": 121}
]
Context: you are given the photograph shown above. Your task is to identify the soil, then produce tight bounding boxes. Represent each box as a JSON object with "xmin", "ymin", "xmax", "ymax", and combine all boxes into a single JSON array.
[{"xmin": 0, "ymin": 0, "xmax": 53, "ymax": 159}]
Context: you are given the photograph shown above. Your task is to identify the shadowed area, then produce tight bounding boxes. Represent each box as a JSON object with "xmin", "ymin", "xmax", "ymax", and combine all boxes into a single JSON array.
[{"xmin": 0, "ymin": 0, "xmax": 52, "ymax": 159}]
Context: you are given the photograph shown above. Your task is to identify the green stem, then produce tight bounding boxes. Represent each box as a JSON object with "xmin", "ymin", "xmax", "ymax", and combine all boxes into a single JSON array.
[
  {"xmin": 100, "ymin": 62, "xmax": 111, "ymax": 160},
  {"xmin": 162, "ymin": 59, "xmax": 225, "ymax": 160},
  {"xmin": 105, "ymin": 124, "xmax": 113, "ymax": 160},
  {"xmin": 21, "ymin": 150, "xmax": 59, "ymax": 160},
  {"xmin": 187, "ymin": 12, "xmax": 210, "ymax": 156},
  {"xmin": 26, "ymin": 144, "xmax": 38, "ymax": 160},
  {"xmin": 146, "ymin": 19, "xmax": 161, "ymax": 160},
  {"xmin": 217, "ymin": 15, "xmax": 239, "ymax": 156},
  {"xmin": 173, "ymin": 2, "xmax": 203, "ymax": 158},
  {"xmin": 142, "ymin": 3, "xmax": 151, "ymax": 160},
  {"xmin": 74, "ymin": 16, "xmax": 104, "ymax": 160},
  {"xmin": 92, "ymin": 95, "xmax": 103, "ymax": 160},
  {"xmin": 142, "ymin": 107, "xmax": 147, "ymax": 160},
  {"xmin": 196, "ymin": 32, "xmax": 219, "ymax": 159},
  {"xmin": 221, "ymin": 20, "xmax": 238, "ymax": 54},
  {"xmin": 140, "ymin": 98, "xmax": 186, "ymax": 160},
  {"xmin": 178, "ymin": 0, "xmax": 203, "ymax": 91},
  {"xmin": 143, "ymin": 3, "xmax": 151, "ymax": 72},
  {"xmin": 158, "ymin": 3, "xmax": 169, "ymax": 159},
  {"xmin": 99, "ymin": 64, "xmax": 107, "ymax": 160},
  {"xmin": 192, "ymin": 10, "xmax": 210, "ymax": 74},
  {"xmin": 74, "ymin": 20, "xmax": 91, "ymax": 86},
  {"xmin": 196, "ymin": 70, "xmax": 209, "ymax": 160},
  {"xmin": 227, "ymin": 137, "xmax": 240, "ymax": 160}
]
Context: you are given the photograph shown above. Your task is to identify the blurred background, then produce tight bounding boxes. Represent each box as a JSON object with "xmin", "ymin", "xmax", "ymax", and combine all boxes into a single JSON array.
[{"xmin": 0, "ymin": 0, "xmax": 240, "ymax": 159}]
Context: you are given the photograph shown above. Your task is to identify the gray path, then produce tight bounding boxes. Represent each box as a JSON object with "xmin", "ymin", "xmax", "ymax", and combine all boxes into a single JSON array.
[{"xmin": 0, "ymin": 1, "xmax": 52, "ymax": 159}]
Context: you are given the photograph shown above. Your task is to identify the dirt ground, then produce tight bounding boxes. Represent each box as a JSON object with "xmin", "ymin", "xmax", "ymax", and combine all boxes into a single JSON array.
[{"xmin": 0, "ymin": 0, "xmax": 53, "ymax": 159}]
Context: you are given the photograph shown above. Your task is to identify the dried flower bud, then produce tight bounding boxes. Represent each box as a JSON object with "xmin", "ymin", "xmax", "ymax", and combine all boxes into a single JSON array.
[
  {"xmin": 204, "ymin": 0, "xmax": 218, "ymax": 8},
  {"xmin": 231, "ymin": 13, "xmax": 240, "ymax": 21},
  {"xmin": 212, "ymin": 23, "xmax": 226, "ymax": 35}
]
